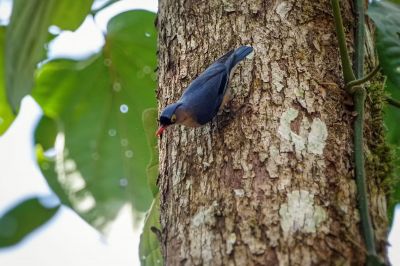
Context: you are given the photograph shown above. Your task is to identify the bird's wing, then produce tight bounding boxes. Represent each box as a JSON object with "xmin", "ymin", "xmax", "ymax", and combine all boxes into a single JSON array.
[
  {"xmin": 181, "ymin": 63, "xmax": 228, "ymax": 98},
  {"xmin": 180, "ymin": 63, "xmax": 228, "ymax": 124}
]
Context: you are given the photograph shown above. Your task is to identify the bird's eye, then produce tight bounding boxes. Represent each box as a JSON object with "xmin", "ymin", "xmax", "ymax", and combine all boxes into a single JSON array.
[{"xmin": 171, "ymin": 114, "xmax": 176, "ymax": 123}]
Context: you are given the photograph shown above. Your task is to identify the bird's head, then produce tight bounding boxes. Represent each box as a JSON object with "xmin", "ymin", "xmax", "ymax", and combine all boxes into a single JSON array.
[{"xmin": 156, "ymin": 103, "xmax": 181, "ymax": 136}]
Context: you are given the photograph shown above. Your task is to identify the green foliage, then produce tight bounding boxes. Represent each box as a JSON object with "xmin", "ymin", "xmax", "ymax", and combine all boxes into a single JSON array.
[
  {"xmin": 0, "ymin": 197, "xmax": 60, "ymax": 247},
  {"xmin": 143, "ymin": 108, "xmax": 159, "ymax": 196},
  {"xmin": 384, "ymin": 82, "xmax": 400, "ymax": 223},
  {"xmin": 5, "ymin": 0, "xmax": 94, "ymax": 113},
  {"xmin": 51, "ymin": 1, "xmax": 94, "ymax": 30},
  {"xmin": 33, "ymin": 10, "xmax": 157, "ymax": 230},
  {"xmin": 368, "ymin": 1, "xmax": 400, "ymax": 89},
  {"xmin": 139, "ymin": 194, "xmax": 163, "ymax": 266},
  {"xmin": 364, "ymin": 81, "xmax": 397, "ymax": 224},
  {"xmin": 139, "ymin": 108, "xmax": 162, "ymax": 266},
  {"xmin": 385, "ymin": 83, "xmax": 400, "ymax": 162},
  {"xmin": 34, "ymin": 115, "xmax": 58, "ymax": 151},
  {"xmin": 0, "ymin": 27, "xmax": 14, "ymax": 135}
]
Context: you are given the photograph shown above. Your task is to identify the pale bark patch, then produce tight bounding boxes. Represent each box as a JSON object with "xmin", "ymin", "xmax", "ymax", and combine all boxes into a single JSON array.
[
  {"xmin": 278, "ymin": 108, "xmax": 305, "ymax": 152},
  {"xmin": 221, "ymin": 0, "xmax": 235, "ymax": 12},
  {"xmin": 307, "ymin": 118, "xmax": 328, "ymax": 155},
  {"xmin": 271, "ymin": 62, "xmax": 286, "ymax": 92},
  {"xmin": 266, "ymin": 145, "xmax": 280, "ymax": 178},
  {"xmin": 279, "ymin": 190, "xmax": 327, "ymax": 237},
  {"xmin": 275, "ymin": 2, "xmax": 293, "ymax": 20},
  {"xmin": 226, "ymin": 233, "xmax": 237, "ymax": 255},
  {"xmin": 233, "ymin": 188, "xmax": 245, "ymax": 197},
  {"xmin": 189, "ymin": 201, "xmax": 219, "ymax": 265},
  {"xmin": 278, "ymin": 109, "xmax": 328, "ymax": 155}
]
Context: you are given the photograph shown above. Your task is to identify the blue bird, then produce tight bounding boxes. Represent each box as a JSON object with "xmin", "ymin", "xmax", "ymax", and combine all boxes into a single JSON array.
[{"xmin": 156, "ymin": 46, "xmax": 253, "ymax": 136}]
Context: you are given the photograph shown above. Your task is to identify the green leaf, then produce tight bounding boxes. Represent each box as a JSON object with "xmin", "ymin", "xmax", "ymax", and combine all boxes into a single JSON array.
[
  {"xmin": 6, "ymin": 0, "xmax": 56, "ymax": 111},
  {"xmin": 0, "ymin": 197, "xmax": 60, "ymax": 248},
  {"xmin": 368, "ymin": 1, "xmax": 400, "ymax": 89},
  {"xmin": 139, "ymin": 194, "xmax": 163, "ymax": 266},
  {"xmin": 33, "ymin": 10, "xmax": 157, "ymax": 230},
  {"xmin": 0, "ymin": 26, "xmax": 14, "ymax": 135},
  {"xmin": 36, "ymin": 144, "xmax": 74, "ymax": 212},
  {"xmin": 5, "ymin": 0, "xmax": 94, "ymax": 112},
  {"xmin": 140, "ymin": 108, "xmax": 161, "ymax": 265},
  {"xmin": 385, "ymin": 82, "xmax": 400, "ymax": 223},
  {"xmin": 35, "ymin": 115, "xmax": 58, "ymax": 151},
  {"xmin": 51, "ymin": 0, "xmax": 94, "ymax": 30},
  {"xmin": 142, "ymin": 108, "xmax": 159, "ymax": 196}
]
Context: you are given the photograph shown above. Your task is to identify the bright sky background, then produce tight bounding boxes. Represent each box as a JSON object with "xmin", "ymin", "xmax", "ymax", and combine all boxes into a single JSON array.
[{"xmin": 0, "ymin": 0, "xmax": 399, "ymax": 265}]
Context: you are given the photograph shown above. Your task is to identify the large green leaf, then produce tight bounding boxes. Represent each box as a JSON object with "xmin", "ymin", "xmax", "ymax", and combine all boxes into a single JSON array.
[
  {"xmin": 139, "ymin": 108, "xmax": 162, "ymax": 266},
  {"xmin": 34, "ymin": 115, "xmax": 58, "ymax": 151},
  {"xmin": 139, "ymin": 194, "xmax": 163, "ymax": 266},
  {"xmin": 368, "ymin": 1, "xmax": 400, "ymax": 89},
  {"xmin": 5, "ymin": 0, "xmax": 94, "ymax": 112},
  {"xmin": 0, "ymin": 26, "xmax": 14, "ymax": 135},
  {"xmin": 51, "ymin": 0, "xmax": 94, "ymax": 30},
  {"xmin": 33, "ymin": 10, "xmax": 157, "ymax": 230},
  {"xmin": 142, "ymin": 108, "xmax": 159, "ymax": 196},
  {"xmin": 0, "ymin": 197, "xmax": 60, "ymax": 247}
]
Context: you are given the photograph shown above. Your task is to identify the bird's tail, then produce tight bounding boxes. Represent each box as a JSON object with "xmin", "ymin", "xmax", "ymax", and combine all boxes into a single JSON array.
[{"xmin": 217, "ymin": 46, "xmax": 253, "ymax": 72}]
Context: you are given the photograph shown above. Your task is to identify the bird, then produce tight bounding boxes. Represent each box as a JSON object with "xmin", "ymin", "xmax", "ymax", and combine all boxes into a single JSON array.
[{"xmin": 156, "ymin": 45, "xmax": 254, "ymax": 136}]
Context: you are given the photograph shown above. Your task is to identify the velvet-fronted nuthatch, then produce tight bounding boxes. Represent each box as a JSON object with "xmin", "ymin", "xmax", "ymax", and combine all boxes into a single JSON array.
[{"xmin": 156, "ymin": 46, "xmax": 253, "ymax": 136}]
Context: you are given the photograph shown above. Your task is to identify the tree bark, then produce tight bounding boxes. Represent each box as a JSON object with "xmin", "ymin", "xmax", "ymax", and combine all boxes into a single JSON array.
[{"xmin": 157, "ymin": 0, "xmax": 388, "ymax": 265}]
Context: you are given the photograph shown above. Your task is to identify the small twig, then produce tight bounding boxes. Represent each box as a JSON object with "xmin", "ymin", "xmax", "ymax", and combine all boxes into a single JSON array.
[
  {"xmin": 352, "ymin": 0, "xmax": 378, "ymax": 260},
  {"xmin": 353, "ymin": 86, "xmax": 377, "ymax": 259},
  {"xmin": 354, "ymin": 0, "xmax": 365, "ymax": 79},
  {"xmin": 90, "ymin": 0, "xmax": 120, "ymax": 16},
  {"xmin": 331, "ymin": 0, "xmax": 356, "ymax": 85},
  {"xmin": 387, "ymin": 96, "xmax": 400, "ymax": 109},
  {"xmin": 331, "ymin": 0, "xmax": 378, "ymax": 263},
  {"xmin": 346, "ymin": 65, "xmax": 381, "ymax": 92}
]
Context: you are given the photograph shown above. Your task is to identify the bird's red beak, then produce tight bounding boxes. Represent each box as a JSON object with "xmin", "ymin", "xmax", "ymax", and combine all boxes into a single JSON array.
[{"xmin": 156, "ymin": 126, "xmax": 167, "ymax": 137}]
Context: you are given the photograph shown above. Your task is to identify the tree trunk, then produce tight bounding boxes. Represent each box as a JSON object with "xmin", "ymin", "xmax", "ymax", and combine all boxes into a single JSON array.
[{"xmin": 157, "ymin": 0, "xmax": 388, "ymax": 265}]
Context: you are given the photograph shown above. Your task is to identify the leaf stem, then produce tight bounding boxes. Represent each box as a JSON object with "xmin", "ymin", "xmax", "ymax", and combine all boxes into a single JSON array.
[
  {"xmin": 353, "ymin": 0, "xmax": 378, "ymax": 261},
  {"xmin": 353, "ymin": 86, "xmax": 377, "ymax": 259},
  {"xmin": 387, "ymin": 96, "xmax": 400, "ymax": 109},
  {"xmin": 331, "ymin": 0, "xmax": 356, "ymax": 84},
  {"xmin": 346, "ymin": 65, "xmax": 381, "ymax": 92},
  {"xmin": 91, "ymin": 0, "xmax": 120, "ymax": 16},
  {"xmin": 354, "ymin": 0, "xmax": 365, "ymax": 79},
  {"xmin": 331, "ymin": 0, "xmax": 378, "ymax": 262}
]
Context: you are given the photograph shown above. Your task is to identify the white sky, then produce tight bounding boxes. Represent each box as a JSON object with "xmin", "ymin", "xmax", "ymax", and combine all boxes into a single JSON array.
[{"xmin": 0, "ymin": 0, "xmax": 399, "ymax": 265}]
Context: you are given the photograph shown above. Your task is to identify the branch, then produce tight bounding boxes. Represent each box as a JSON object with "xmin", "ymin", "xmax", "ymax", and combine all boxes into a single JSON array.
[
  {"xmin": 331, "ymin": 0, "xmax": 379, "ymax": 262},
  {"xmin": 353, "ymin": 87, "xmax": 377, "ymax": 259},
  {"xmin": 387, "ymin": 96, "xmax": 400, "ymax": 109},
  {"xmin": 90, "ymin": 0, "xmax": 120, "ymax": 16},
  {"xmin": 352, "ymin": 0, "xmax": 378, "ymax": 262},
  {"xmin": 354, "ymin": 0, "xmax": 365, "ymax": 79},
  {"xmin": 346, "ymin": 65, "xmax": 381, "ymax": 92},
  {"xmin": 331, "ymin": 0, "xmax": 356, "ymax": 84}
]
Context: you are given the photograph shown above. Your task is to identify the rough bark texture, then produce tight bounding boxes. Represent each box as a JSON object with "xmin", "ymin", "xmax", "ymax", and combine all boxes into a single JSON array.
[{"xmin": 157, "ymin": 0, "xmax": 388, "ymax": 265}]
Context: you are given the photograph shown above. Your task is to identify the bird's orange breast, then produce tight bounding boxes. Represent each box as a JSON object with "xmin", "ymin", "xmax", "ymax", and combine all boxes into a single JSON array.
[{"xmin": 175, "ymin": 108, "xmax": 201, "ymax": 127}]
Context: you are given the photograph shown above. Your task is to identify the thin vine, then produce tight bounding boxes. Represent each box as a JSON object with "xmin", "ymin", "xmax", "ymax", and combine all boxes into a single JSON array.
[
  {"xmin": 330, "ymin": 0, "xmax": 381, "ymax": 264},
  {"xmin": 387, "ymin": 96, "xmax": 400, "ymax": 109},
  {"xmin": 346, "ymin": 65, "xmax": 381, "ymax": 91},
  {"xmin": 90, "ymin": 0, "xmax": 120, "ymax": 16}
]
